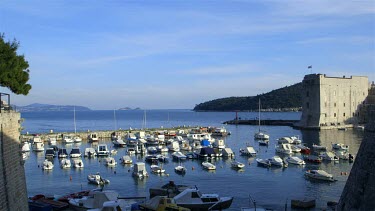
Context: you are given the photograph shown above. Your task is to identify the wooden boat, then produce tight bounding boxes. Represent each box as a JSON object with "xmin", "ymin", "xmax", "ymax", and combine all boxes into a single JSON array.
[{"xmin": 291, "ymin": 199, "xmax": 316, "ymax": 208}]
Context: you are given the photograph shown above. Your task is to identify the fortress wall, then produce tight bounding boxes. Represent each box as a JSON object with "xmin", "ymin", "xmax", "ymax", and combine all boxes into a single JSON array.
[
  {"xmin": 338, "ymin": 104, "xmax": 375, "ymax": 210},
  {"xmin": 298, "ymin": 74, "xmax": 369, "ymax": 129},
  {"xmin": 0, "ymin": 111, "xmax": 28, "ymax": 211}
]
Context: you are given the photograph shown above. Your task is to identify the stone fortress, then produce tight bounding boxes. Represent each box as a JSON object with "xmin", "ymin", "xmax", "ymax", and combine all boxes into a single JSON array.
[{"xmin": 296, "ymin": 73, "xmax": 374, "ymax": 129}]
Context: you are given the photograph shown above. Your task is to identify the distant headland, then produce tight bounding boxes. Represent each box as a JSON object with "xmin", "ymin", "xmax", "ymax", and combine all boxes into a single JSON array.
[
  {"xmin": 14, "ymin": 103, "xmax": 91, "ymax": 112},
  {"xmin": 193, "ymin": 82, "xmax": 302, "ymax": 111}
]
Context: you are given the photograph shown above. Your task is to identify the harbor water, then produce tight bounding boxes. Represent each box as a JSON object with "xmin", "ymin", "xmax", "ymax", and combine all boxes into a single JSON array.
[{"xmin": 21, "ymin": 110, "xmax": 363, "ymax": 210}]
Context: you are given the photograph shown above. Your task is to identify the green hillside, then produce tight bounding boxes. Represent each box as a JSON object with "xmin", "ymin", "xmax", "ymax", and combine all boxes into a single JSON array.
[{"xmin": 193, "ymin": 82, "xmax": 302, "ymax": 111}]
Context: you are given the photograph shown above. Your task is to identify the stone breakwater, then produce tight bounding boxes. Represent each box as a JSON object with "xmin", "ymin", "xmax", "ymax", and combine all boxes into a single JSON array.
[{"xmin": 20, "ymin": 126, "xmax": 196, "ymax": 142}]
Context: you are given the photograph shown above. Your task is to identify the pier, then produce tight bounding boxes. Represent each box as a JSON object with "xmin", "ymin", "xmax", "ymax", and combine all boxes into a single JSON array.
[{"xmin": 223, "ymin": 119, "xmax": 299, "ymax": 126}]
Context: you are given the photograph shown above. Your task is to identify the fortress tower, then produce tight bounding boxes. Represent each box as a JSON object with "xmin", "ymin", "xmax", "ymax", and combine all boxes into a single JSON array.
[{"xmin": 296, "ymin": 74, "xmax": 369, "ymax": 129}]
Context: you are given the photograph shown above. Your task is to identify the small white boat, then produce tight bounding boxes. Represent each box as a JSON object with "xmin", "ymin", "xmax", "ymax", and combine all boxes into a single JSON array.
[
  {"xmin": 73, "ymin": 136, "xmax": 82, "ymax": 143},
  {"xmin": 239, "ymin": 146, "xmax": 257, "ymax": 157},
  {"xmin": 320, "ymin": 151, "xmax": 339, "ymax": 161},
  {"xmin": 332, "ymin": 143, "xmax": 349, "ymax": 151},
  {"xmin": 256, "ymin": 158, "xmax": 271, "ymax": 168},
  {"xmin": 312, "ymin": 144, "xmax": 327, "ymax": 151},
  {"xmin": 63, "ymin": 135, "xmax": 73, "ymax": 144},
  {"xmin": 112, "ymin": 138, "xmax": 126, "ymax": 147},
  {"xmin": 70, "ymin": 148, "xmax": 82, "ymax": 158},
  {"xmin": 132, "ymin": 162, "xmax": 149, "ymax": 178},
  {"xmin": 33, "ymin": 141, "xmax": 44, "ymax": 152},
  {"xmin": 43, "ymin": 159, "xmax": 54, "ymax": 170},
  {"xmin": 156, "ymin": 145, "xmax": 169, "ymax": 153},
  {"xmin": 84, "ymin": 148, "xmax": 97, "ymax": 157},
  {"xmin": 73, "ymin": 158, "xmax": 84, "ymax": 168},
  {"xmin": 268, "ymin": 156, "xmax": 287, "ymax": 167},
  {"xmin": 87, "ymin": 173, "xmax": 110, "ymax": 185},
  {"xmin": 150, "ymin": 164, "xmax": 165, "ymax": 174},
  {"xmin": 285, "ymin": 156, "xmax": 305, "ymax": 165},
  {"xmin": 202, "ymin": 161, "xmax": 216, "ymax": 170},
  {"xmin": 174, "ymin": 165, "xmax": 186, "ymax": 174},
  {"xmin": 275, "ymin": 144, "xmax": 293, "ymax": 155},
  {"xmin": 254, "ymin": 131, "xmax": 270, "ymax": 140},
  {"xmin": 172, "ymin": 151, "xmax": 187, "ymax": 160},
  {"xmin": 96, "ymin": 144, "xmax": 110, "ymax": 156},
  {"xmin": 231, "ymin": 161, "xmax": 245, "ymax": 169},
  {"xmin": 104, "ymin": 157, "xmax": 117, "ymax": 167},
  {"xmin": 60, "ymin": 158, "xmax": 71, "ymax": 168},
  {"xmin": 120, "ymin": 155, "xmax": 133, "ymax": 164},
  {"xmin": 305, "ymin": 170, "xmax": 336, "ymax": 182},
  {"xmin": 88, "ymin": 133, "xmax": 99, "ymax": 142},
  {"xmin": 173, "ymin": 187, "xmax": 233, "ymax": 210}
]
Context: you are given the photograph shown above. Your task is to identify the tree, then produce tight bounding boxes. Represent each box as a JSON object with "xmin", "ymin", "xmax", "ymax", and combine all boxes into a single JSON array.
[{"xmin": 0, "ymin": 34, "xmax": 31, "ymax": 95}]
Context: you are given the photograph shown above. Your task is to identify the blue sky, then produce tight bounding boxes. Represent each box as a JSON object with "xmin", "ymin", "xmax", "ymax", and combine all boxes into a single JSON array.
[{"xmin": 1, "ymin": 1, "xmax": 374, "ymax": 110}]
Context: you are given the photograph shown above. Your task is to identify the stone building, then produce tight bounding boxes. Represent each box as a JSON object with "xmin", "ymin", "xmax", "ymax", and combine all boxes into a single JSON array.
[
  {"xmin": 296, "ymin": 74, "xmax": 370, "ymax": 129},
  {"xmin": 0, "ymin": 96, "xmax": 28, "ymax": 210}
]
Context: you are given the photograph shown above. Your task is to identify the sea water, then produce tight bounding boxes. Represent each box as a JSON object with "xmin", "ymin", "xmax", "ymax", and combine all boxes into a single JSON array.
[{"xmin": 21, "ymin": 110, "xmax": 362, "ymax": 210}]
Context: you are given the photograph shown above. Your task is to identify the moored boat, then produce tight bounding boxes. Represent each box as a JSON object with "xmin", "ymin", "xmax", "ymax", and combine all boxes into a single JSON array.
[
  {"xmin": 87, "ymin": 173, "xmax": 110, "ymax": 185},
  {"xmin": 132, "ymin": 162, "xmax": 149, "ymax": 178},
  {"xmin": 120, "ymin": 155, "xmax": 133, "ymax": 164},
  {"xmin": 60, "ymin": 158, "xmax": 71, "ymax": 169},
  {"xmin": 304, "ymin": 155, "xmax": 322, "ymax": 163},
  {"xmin": 285, "ymin": 156, "xmax": 306, "ymax": 165},
  {"xmin": 256, "ymin": 158, "xmax": 271, "ymax": 168},
  {"xmin": 104, "ymin": 157, "xmax": 117, "ymax": 167},
  {"xmin": 231, "ymin": 161, "xmax": 245, "ymax": 169},
  {"xmin": 305, "ymin": 170, "xmax": 336, "ymax": 182},
  {"xmin": 42, "ymin": 159, "xmax": 54, "ymax": 170},
  {"xmin": 173, "ymin": 187, "xmax": 233, "ymax": 210},
  {"xmin": 73, "ymin": 158, "xmax": 84, "ymax": 168},
  {"xmin": 202, "ymin": 161, "xmax": 216, "ymax": 170}
]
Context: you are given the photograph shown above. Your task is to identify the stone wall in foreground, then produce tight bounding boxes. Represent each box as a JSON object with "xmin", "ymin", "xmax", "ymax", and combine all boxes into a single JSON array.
[
  {"xmin": 0, "ymin": 111, "xmax": 28, "ymax": 211},
  {"xmin": 338, "ymin": 105, "xmax": 375, "ymax": 210}
]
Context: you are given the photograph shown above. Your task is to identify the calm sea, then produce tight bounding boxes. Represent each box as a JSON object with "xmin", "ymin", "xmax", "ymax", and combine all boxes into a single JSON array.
[{"xmin": 21, "ymin": 110, "xmax": 363, "ymax": 210}]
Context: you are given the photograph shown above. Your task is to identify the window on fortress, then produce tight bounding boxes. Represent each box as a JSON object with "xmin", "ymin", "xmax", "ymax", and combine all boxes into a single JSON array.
[
  {"xmin": 343, "ymin": 113, "xmax": 346, "ymax": 117},
  {"xmin": 334, "ymin": 103, "xmax": 336, "ymax": 107},
  {"xmin": 334, "ymin": 113, "xmax": 337, "ymax": 117},
  {"xmin": 325, "ymin": 102, "xmax": 327, "ymax": 107},
  {"xmin": 353, "ymin": 112, "xmax": 355, "ymax": 117},
  {"xmin": 343, "ymin": 103, "xmax": 345, "ymax": 107},
  {"xmin": 306, "ymin": 91, "xmax": 309, "ymax": 97},
  {"xmin": 325, "ymin": 114, "xmax": 327, "ymax": 117}
]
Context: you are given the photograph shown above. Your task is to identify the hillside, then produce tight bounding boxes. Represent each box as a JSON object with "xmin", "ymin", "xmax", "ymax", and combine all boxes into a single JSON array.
[
  {"xmin": 15, "ymin": 103, "xmax": 91, "ymax": 112},
  {"xmin": 193, "ymin": 82, "xmax": 302, "ymax": 111}
]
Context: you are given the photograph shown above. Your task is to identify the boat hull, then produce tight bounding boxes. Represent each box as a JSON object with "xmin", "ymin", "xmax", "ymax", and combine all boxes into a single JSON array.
[{"xmin": 177, "ymin": 197, "xmax": 233, "ymax": 211}]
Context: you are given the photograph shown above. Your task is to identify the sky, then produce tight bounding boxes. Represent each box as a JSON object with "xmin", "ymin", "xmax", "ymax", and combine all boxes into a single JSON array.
[{"xmin": 1, "ymin": 0, "xmax": 374, "ymax": 110}]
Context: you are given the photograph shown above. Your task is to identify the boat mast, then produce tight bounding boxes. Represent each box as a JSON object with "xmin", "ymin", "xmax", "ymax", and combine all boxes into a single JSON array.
[
  {"xmin": 114, "ymin": 109, "xmax": 117, "ymax": 131},
  {"xmin": 258, "ymin": 98, "xmax": 261, "ymax": 132},
  {"xmin": 74, "ymin": 107, "xmax": 77, "ymax": 134}
]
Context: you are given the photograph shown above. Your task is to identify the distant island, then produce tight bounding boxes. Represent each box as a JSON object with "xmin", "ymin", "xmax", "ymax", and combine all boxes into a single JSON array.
[
  {"xmin": 118, "ymin": 107, "xmax": 141, "ymax": 110},
  {"xmin": 193, "ymin": 82, "xmax": 302, "ymax": 111},
  {"xmin": 14, "ymin": 103, "xmax": 91, "ymax": 112}
]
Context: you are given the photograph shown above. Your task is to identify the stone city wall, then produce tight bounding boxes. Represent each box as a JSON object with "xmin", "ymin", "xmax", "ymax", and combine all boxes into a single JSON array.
[{"xmin": 0, "ymin": 111, "xmax": 28, "ymax": 211}]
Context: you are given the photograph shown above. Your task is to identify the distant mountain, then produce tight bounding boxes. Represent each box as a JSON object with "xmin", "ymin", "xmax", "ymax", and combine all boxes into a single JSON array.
[
  {"xmin": 15, "ymin": 103, "xmax": 91, "ymax": 112},
  {"xmin": 193, "ymin": 82, "xmax": 303, "ymax": 111}
]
